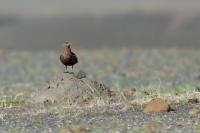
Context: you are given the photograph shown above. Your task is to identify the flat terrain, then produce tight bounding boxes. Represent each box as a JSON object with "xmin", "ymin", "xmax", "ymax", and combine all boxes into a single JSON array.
[{"xmin": 0, "ymin": 48, "xmax": 200, "ymax": 133}]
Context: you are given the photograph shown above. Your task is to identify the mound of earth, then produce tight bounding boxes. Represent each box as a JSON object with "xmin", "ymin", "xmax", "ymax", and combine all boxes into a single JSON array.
[{"xmin": 31, "ymin": 71, "xmax": 114, "ymax": 104}]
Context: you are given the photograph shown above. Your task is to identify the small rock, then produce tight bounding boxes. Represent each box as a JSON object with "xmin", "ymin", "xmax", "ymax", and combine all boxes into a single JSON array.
[
  {"xmin": 188, "ymin": 108, "xmax": 200, "ymax": 115},
  {"xmin": 176, "ymin": 120, "xmax": 187, "ymax": 126},
  {"xmin": 143, "ymin": 98, "xmax": 171, "ymax": 113},
  {"xmin": 75, "ymin": 70, "xmax": 87, "ymax": 79}
]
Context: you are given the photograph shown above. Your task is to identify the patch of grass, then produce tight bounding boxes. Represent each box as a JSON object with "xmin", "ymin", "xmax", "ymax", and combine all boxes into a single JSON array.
[
  {"xmin": 55, "ymin": 106, "xmax": 72, "ymax": 115},
  {"xmin": 181, "ymin": 112, "xmax": 190, "ymax": 119},
  {"xmin": 67, "ymin": 124, "xmax": 82, "ymax": 129},
  {"xmin": 0, "ymin": 111, "xmax": 7, "ymax": 120},
  {"xmin": 26, "ymin": 118, "xmax": 42, "ymax": 128},
  {"xmin": 152, "ymin": 116, "xmax": 161, "ymax": 123},
  {"xmin": 134, "ymin": 125, "xmax": 146, "ymax": 132},
  {"xmin": 177, "ymin": 99, "xmax": 188, "ymax": 105},
  {"xmin": 139, "ymin": 87, "xmax": 160, "ymax": 96},
  {"xmin": 104, "ymin": 108, "xmax": 119, "ymax": 115},
  {"xmin": 57, "ymin": 123, "xmax": 65, "ymax": 129},
  {"xmin": 6, "ymin": 128, "xmax": 24, "ymax": 133},
  {"xmin": 194, "ymin": 121, "xmax": 200, "ymax": 132},
  {"xmin": 0, "ymin": 97, "xmax": 25, "ymax": 107},
  {"xmin": 195, "ymin": 87, "xmax": 200, "ymax": 92},
  {"xmin": 174, "ymin": 84, "xmax": 196, "ymax": 94},
  {"xmin": 113, "ymin": 77, "xmax": 124, "ymax": 89}
]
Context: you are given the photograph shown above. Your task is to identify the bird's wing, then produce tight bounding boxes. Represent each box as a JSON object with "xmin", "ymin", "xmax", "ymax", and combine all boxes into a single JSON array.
[{"xmin": 71, "ymin": 52, "xmax": 78, "ymax": 63}]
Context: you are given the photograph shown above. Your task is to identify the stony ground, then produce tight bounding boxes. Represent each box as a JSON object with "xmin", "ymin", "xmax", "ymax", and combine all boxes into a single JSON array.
[{"xmin": 0, "ymin": 48, "xmax": 200, "ymax": 133}]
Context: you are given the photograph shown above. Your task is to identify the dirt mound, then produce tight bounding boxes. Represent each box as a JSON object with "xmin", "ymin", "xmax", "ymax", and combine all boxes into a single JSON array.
[{"xmin": 31, "ymin": 72, "xmax": 113, "ymax": 104}]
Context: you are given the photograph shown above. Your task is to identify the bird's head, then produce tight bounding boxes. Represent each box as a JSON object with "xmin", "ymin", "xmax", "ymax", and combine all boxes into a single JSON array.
[{"xmin": 63, "ymin": 42, "xmax": 71, "ymax": 49}]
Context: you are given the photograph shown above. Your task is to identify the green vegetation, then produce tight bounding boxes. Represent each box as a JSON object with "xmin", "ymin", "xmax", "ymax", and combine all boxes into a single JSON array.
[
  {"xmin": 0, "ymin": 97, "xmax": 25, "ymax": 107},
  {"xmin": 139, "ymin": 86, "xmax": 160, "ymax": 96},
  {"xmin": 175, "ymin": 84, "xmax": 196, "ymax": 94}
]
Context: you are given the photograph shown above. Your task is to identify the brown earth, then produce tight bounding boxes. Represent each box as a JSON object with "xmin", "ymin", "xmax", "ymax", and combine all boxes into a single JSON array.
[{"xmin": 31, "ymin": 72, "xmax": 114, "ymax": 105}]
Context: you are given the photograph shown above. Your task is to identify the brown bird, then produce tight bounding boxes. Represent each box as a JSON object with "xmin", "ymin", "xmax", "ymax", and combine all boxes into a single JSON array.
[{"xmin": 60, "ymin": 42, "xmax": 78, "ymax": 72}]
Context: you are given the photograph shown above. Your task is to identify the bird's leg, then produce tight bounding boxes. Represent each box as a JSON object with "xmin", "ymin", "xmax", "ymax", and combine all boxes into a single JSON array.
[
  {"xmin": 71, "ymin": 65, "xmax": 74, "ymax": 74},
  {"xmin": 65, "ymin": 66, "xmax": 68, "ymax": 73},
  {"xmin": 72, "ymin": 65, "xmax": 73, "ymax": 71}
]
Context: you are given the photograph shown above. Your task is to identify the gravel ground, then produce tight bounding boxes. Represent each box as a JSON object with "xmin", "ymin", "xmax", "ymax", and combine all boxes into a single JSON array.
[
  {"xmin": 0, "ymin": 48, "xmax": 200, "ymax": 133},
  {"xmin": 0, "ymin": 103, "xmax": 199, "ymax": 133}
]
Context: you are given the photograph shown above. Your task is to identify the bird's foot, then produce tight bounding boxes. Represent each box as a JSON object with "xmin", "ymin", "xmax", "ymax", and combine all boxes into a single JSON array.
[{"xmin": 63, "ymin": 71, "xmax": 74, "ymax": 74}]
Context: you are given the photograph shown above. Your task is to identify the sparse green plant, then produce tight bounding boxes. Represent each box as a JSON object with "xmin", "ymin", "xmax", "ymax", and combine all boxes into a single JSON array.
[
  {"xmin": 114, "ymin": 77, "xmax": 124, "ymax": 89},
  {"xmin": 57, "ymin": 123, "xmax": 65, "ymax": 132},
  {"xmin": 175, "ymin": 84, "xmax": 196, "ymax": 94},
  {"xmin": 55, "ymin": 106, "xmax": 71, "ymax": 115},
  {"xmin": 26, "ymin": 118, "xmax": 42, "ymax": 128},
  {"xmin": 104, "ymin": 108, "xmax": 118, "ymax": 115},
  {"xmin": 152, "ymin": 116, "xmax": 161, "ymax": 123},
  {"xmin": 194, "ymin": 121, "xmax": 200, "ymax": 131},
  {"xmin": 0, "ymin": 97, "xmax": 25, "ymax": 107},
  {"xmin": 177, "ymin": 99, "xmax": 188, "ymax": 105},
  {"xmin": 0, "ymin": 111, "xmax": 7, "ymax": 120},
  {"xmin": 139, "ymin": 87, "xmax": 159, "ymax": 96},
  {"xmin": 67, "ymin": 124, "xmax": 81, "ymax": 129},
  {"xmin": 195, "ymin": 87, "xmax": 200, "ymax": 92},
  {"xmin": 135, "ymin": 125, "xmax": 147, "ymax": 132},
  {"xmin": 115, "ymin": 87, "xmax": 127, "ymax": 102},
  {"xmin": 181, "ymin": 112, "xmax": 190, "ymax": 119}
]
